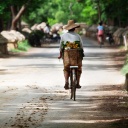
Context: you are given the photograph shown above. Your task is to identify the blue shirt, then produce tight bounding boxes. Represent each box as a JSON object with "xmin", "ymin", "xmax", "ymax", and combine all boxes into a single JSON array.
[{"xmin": 97, "ymin": 25, "xmax": 104, "ymax": 30}]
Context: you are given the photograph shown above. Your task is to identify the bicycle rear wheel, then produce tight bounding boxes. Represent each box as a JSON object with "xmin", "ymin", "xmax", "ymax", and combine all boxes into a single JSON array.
[
  {"xmin": 99, "ymin": 35, "xmax": 104, "ymax": 48},
  {"xmin": 99, "ymin": 36, "xmax": 102, "ymax": 48},
  {"xmin": 70, "ymin": 69, "xmax": 77, "ymax": 101},
  {"xmin": 70, "ymin": 70, "xmax": 73, "ymax": 99}
]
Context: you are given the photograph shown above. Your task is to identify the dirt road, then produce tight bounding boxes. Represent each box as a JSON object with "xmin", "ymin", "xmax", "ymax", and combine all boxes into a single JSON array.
[{"xmin": 0, "ymin": 37, "xmax": 128, "ymax": 128}]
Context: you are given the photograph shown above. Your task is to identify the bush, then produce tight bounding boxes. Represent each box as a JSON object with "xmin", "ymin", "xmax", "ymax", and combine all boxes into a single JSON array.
[
  {"xmin": 28, "ymin": 30, "xmax": 45, "ymax": 47},
  {"xmin": 11, "ymin": 40, "xmax": 31, "ymax": 52},
  {"xmin": 18, "ymin": 40, "xmax": 31, "ymax": 51}
]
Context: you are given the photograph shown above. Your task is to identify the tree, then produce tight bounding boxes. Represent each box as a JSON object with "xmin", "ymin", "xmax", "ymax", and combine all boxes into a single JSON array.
[
  {"xmin": 0, "ymin": 0, "xmax": 30, "ymax": 30},
  {"xmin": 0, "ymin": 0, "xmax": 9, "ymax": 31},
  {"xmin": 0, "ymin": 0, "xmax": 46, "ymax": 30},
  {"xmin": 10, "ymin": 0, "xmax": 31, "ymax": 30},
  {"xmin": 103, "ymin": 0, "xmax": 128, "ymax": 27},
  {"xmin": 0, "ymin": 0, "xmax": 127, "ymax": 30}
]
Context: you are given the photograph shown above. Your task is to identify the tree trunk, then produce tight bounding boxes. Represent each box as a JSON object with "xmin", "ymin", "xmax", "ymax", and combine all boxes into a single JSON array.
[
  {"xmin": 10, "ymin": 0, "xmax": 31, "ymax": 30},
  {"xmin": 124, "ymin": 73, "xmax": 128, "ymax": 91},
  {"xmin": 0, "ymin": 17, "xmax": 4, "ymax": 32},
  {"xmin": 10, "ymin": 5, "xmax": 26, "ymax": 30}
]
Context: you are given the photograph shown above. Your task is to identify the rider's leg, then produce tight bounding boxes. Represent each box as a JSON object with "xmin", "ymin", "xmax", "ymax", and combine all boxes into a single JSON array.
[
  {"xmin": 63, "ymin": 50, "xmax": 70, "ymax": 88},
  {"xmin": 77, "ymin": 70, "xmax": 82, "ymax": 88},
  {"xmin": 63, "ymin": 67, "xmax": 70, "ymax": 89},
  {"xmin": 64, "ymin": 70, "xmax": 70, "ymax": 83}
]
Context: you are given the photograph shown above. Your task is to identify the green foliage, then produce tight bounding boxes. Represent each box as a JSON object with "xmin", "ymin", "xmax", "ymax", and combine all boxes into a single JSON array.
[
  {"xmin": 1, "ymin": 0, "xmax": 128, "ymax": 30},
  {"xmin": 29, "ymin": 30, "xmax": 44, "ymax": 39},
  {"xmin": 18, "ymin": 40, "xmax": 31, "ymax": 51},
  {"xmin": 23, "ymin": 0, "xmax": 89, "ymax": 26},
  {"xmin": 47, "ymin": 18, "xmax": 57, "ymax": 26},
  {"xmin": 81, "ymin": 6, "xmax": 97, "ymax": 25},
  {"xmin": 28, "ymin": 30, "xmax": 44, "ymax": 46},
  {"xmin": 121, "ymin": 55, "xmax": 128, "ymax": 75},
  {"xmin": 11, "ymin": 40, "xmax": 31, "ymax": 52},
  {"xmin": 0, "ymin": 4, "xmax": 5, "ymax": 15},
  {"xmin": 55, "ymin": 11, "xmax": 67, "ymax": 23}
]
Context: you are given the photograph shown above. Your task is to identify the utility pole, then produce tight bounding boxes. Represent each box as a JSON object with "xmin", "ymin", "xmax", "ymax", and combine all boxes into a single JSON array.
[
  {"xmin": 97, "ymin": 0, "xmax": 101, "ymax": 21},
  {"xmin": 93, "ymin": 0, "xmax": 101, "ymax": 22}
]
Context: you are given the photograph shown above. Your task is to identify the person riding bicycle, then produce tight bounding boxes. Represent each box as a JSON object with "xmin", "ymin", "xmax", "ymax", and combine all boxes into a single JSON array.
[
  {"xmin": 97, "ymin": 21, "xmax": 104, "ymax": 44},
  {"xmin": 58, "ymin": 20, "xmax": 84, "ymax": 90}
]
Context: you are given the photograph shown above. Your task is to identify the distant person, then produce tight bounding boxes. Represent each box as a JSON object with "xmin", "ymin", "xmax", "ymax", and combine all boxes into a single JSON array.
[
  {"xmin": 58, "ymin": 20, "xmax": 84, "ymax": 90},
  {"xmin": 52, "ymin": 31, "xmax": 60, "ymax": 42},
  {"xmin": 97, "ymin": 21, "xmax": 104, "ymax": 44},
  {"xmin": 43, "ymin": 23, "xmax": 50, "ymax": 34}
]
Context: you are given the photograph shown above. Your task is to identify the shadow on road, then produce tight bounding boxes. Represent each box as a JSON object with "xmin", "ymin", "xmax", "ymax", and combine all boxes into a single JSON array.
[{"xmin": 41, "ymin": 84, "xmax": 128, "ymax": 128}]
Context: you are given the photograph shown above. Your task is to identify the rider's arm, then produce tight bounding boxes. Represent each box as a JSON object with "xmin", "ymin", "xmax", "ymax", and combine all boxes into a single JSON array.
[{"xmin": 58, "ymin": 50, "xmax": 63, "ymax": 59}]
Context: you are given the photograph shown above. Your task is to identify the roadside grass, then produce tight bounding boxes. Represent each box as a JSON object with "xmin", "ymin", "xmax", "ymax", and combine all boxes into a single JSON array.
[
  {"xmin": 121, "ymin": 53, "xmax": 128, "ymax": 75},
  {"xmin": 118, "ymin": 44, "xmax": 128, "ymax": 75},
  {"xmin": 119, "ymin": 45, "xmax": 125, "ymax": 49},
  {"xmin": 11, "ymin": 40, "xmax": 31, "ymax": 52},
  {"xmin": 119, "ymin": 45, "xmax": 128, "ymax": 51}
]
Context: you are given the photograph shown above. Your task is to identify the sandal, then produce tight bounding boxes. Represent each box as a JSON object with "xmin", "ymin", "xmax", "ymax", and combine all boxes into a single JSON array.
[
  {"xmin": 64, "ymin": 82, "xmax": 69, "ymax": 90},
  {"xmin": 76, "ymin": 84, "xmax": 81, "ymax": 89}
]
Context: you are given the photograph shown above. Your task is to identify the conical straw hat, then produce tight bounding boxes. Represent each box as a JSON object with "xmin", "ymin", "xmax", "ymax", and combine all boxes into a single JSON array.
[{"xmin": 63, "ymin": 20, "xmax": 80, "ymax": 30}]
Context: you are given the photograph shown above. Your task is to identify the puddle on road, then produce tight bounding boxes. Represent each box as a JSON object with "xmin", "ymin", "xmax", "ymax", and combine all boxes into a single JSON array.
[
  {"xmin": 0, "ymin": 69, "xmax": 9, "ymax": 75},
  {"xmin": 0, "ymin": 69, "xmax": 19, "ymax": 75}
]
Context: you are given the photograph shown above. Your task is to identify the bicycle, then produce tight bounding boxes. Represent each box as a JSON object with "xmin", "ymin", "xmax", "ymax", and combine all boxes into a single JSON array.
[
  {"xmin": 70, "ymin": 65, "xmax": 78, "ymax": 101},
  {"xmin": 59, "ymin": 48, "xmax": 83, "ymax": 101}
]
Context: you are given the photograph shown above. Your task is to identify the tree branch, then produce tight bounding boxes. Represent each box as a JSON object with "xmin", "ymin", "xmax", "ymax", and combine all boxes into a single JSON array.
[{"xmin": 11, "ymin": 0, "xmax": 32, "ymax": 30}]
